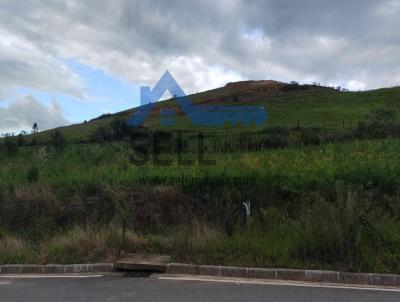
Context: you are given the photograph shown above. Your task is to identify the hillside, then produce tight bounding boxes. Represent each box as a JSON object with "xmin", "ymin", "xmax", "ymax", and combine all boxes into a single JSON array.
[
  {"xmin": 26, "ymin": 81, "xmax": 400, "ymax": 143},
  {"xmin": 1, "ymin": 81, "xmax": 400, "ymax": 273}
]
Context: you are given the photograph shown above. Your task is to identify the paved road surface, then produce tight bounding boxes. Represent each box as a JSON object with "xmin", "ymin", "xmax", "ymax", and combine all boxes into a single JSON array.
[{"xmin": 1, "ymin": 274, "xmax": 399, "ymax": 302}]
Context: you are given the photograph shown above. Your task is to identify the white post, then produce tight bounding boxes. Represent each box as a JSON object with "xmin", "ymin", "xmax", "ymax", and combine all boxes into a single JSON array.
[{"xmin": 242, "ymin": 201, "xmax": 251, "ymax": 230}]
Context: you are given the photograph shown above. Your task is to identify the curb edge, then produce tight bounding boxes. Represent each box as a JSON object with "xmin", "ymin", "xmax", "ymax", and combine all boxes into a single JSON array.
[{"xmin": 166, "ymin": 264, "xmax": 400, "ymax": 287}]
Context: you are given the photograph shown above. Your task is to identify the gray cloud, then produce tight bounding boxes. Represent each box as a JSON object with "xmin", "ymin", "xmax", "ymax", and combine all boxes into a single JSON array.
[
  {"xmin": 0, "ymin": 26, "xmax": 86, "ymax": 98},
  {"xmin": 0, "ymin": 0, "xmax": 400, "ymax": 132},
  {"xmin": 0, "ymin": 95, "xmax": 69, "ymax": 134}
]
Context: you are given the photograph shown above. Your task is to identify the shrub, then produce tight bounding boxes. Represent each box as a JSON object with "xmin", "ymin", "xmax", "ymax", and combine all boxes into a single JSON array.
[
  {"xmin": 0, "ymin": 185, "xmax": 58, "ymax": 239},
  {"xmin": 281, "ymin": 83, "xmax": 309, "ymax": 92},
  {"xmin": 119, "ymin": 185, "xmax": 192, "ymax": 232},
  {"xmin": 91, "ymin": 126, "xmax": 112, "ymax": 143},
  {"xmin": 17, "ymin": 134, "xmax": 24, "ymax": 146},
  {"xmin": 0, "ymin": 236, "xmax": 38, "ymax": 264},
  {"xmin": 3, "ymin": 135, "xmax": 18, "ymax": 154},
  {"xmin": 26, "ymin": 166, "xmax": 40, "ymax": 183},
  {"xmin": 42, "ymin": 225, "xmax": 143, "ymax": 264},
  {"xmin": 262, "ymin": 126, "xmax": 290, "ymax": 149},
  {"xmin": 110, "ymin": 119, "xmax": 129, "ymax": 140},
  {"xmin": 368, "ymin": 109, "xmax": 396, "ymax": 126},
  {"xmin": 51, "ymin": 129, "xmax": 66, "ymax": 152},
  {"xmin": 301, "ymin": 127, "xmax": 322, "ymax": 146}
]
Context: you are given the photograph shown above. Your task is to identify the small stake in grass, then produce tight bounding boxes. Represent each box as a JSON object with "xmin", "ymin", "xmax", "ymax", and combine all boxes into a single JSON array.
[{"xmin": 242, "ymin": 201, "xmax": 251, "ymax": 230}]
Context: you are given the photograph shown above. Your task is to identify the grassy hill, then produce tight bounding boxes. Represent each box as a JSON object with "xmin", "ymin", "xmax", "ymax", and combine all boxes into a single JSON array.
[
  {"xmin": 25, "ymin": 81, "xmax": 400, "ymax": 143},
  {"xmin": 1, "ymin": 81, "xmax": 400, "ymax": 273}
]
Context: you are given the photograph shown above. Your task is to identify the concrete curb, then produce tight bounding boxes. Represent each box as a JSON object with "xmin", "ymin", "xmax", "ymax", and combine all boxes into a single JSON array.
[
  {"xmin": 0, "ymin": 263, "xmax": 115, "ymax": 274},
  {"xmin": 166, "ymin": 264, "xmax": 400, "ymax": 287},
  {"xmin": 2, "ymin": 262, "xmax": 400, "ymax": 287}
]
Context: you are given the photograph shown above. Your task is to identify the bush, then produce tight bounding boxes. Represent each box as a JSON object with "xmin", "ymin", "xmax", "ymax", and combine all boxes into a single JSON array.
[
  {"xmin": 0, "ymin": 236, "xmax": 38, "ymax": 264},
  {"xmin": 17, "ymin": 134, "xmax": 25, "ymax": 146},
  {"xmin": 368, "ymin": 109, "xmax": 396, "ymax": 126},
  {"xmin": 51, "ymin": 130, "xmax": 66, "ymax": 152},
  {"xmin": 301, "ymin": 127, "xmax": 322, "ymax": 146},
  {"xmin": 281, "ymin": 83, "xmax": 309, "ymax": 92},
  {"xmin": 91, "ymin": 126, "xmax": 112, "ymax": 143},
  {"xmin": 3, "ymin": 135, "xmax": 18, "ymax": 154},
  {"xmin": 262, "ymin": 126, "xmax": 290, "ymax": 149},
  {"xmin": 42, "ymin": 226, "xmax": 143, "ymax": 264},
  {"xmin": 107, "ymin": 185, "xmax": 193, "ymax": 232},
  {"xmin": 26, "ymin": 166, "xmax": 40, "ymax": 183},
  {"xmin": 110, "ymin": 119, "xmax": 129, "ymax": 140},
  {"xmin": 0, "ymin": 185, "xmax": 58, "ymax": 239}
]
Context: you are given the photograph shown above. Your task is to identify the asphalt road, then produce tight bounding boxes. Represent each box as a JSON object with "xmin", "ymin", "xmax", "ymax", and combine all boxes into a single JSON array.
[{"xmin": 1, "ymin": 274, "xmax": 400, "ymax": 302}]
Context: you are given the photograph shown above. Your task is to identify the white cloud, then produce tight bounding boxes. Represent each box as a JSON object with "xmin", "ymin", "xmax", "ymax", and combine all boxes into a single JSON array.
[
  {"xmin": 0, "ymin": 0, "xmax": 400, "ymax": 133},
  {"xmin": 1, "ymin": 0, "xmax": 399, "ymax": 94},
  {"xmin": 347, "ymin": 80, "xmax": 367, "ymax": 91},
  {"xmin": 0, "ymin": 95, "xmax": 69, "ymax": 134},
  {"xmin": 0, "ymin": 27, "xmax": 87, "ymax": 98}
]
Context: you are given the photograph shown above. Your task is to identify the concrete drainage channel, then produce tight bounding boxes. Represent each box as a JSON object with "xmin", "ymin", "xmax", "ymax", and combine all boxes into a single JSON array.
[
  {"xmin": 1, "ymin": 254, "xmax": 400, "ymax": 287},
  {"xmin": 122, "ymin": 271, "xmax": 154, "ymax": 278},
  {"xmin": 115, "ymin": 254, "xmax": 170, "ymax": 278}
]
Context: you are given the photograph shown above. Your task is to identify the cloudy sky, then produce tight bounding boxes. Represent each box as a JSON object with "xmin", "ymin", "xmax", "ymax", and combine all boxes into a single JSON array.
[{"xmin": 1, "ymin": 0, "xmax": 400, "ymax": 134}]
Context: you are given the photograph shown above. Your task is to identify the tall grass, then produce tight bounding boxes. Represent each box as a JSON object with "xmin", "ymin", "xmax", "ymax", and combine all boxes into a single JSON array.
[
  {"xmin": 0, "ymin": 225, "xmax": 143, "ymax": 265},
  {"xmin": 1, "ymin": 136, "xmax": 400, "ymax": 272},
  {"xmin": 1, "ymin": 184, "xmax": 399, "ymax": 273}
]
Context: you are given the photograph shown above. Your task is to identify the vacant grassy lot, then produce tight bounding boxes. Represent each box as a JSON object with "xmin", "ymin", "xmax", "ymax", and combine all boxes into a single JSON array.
[
  {"xmin": 1, "ymin": 136, "xmax": 400, "ymax": 273},
  {"xmin": 1, "ymin": 84, "xmax": 400, "ymax": 273}
]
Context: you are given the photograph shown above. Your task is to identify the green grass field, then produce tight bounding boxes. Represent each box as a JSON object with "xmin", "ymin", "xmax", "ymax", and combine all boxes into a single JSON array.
[
  {"xmin": 23, "ymin": 83, "xmax": 400, "ymax": 143},
  {"xmin": 1, "ymin": 82, "xmax": 400, "ymax": 273}
]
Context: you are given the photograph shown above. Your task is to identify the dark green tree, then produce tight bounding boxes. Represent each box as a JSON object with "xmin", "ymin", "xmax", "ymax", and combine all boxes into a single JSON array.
[
  {"xmin": 32, "ymin": 122, "xmax": 39, "ymax": 133},
  {"xmin": 3, "ymin": 134, "xmax": 18, "ymax": 154},
  {"xmin": 17, "ymin": 133, "xmax": 24, "ymax": 146},
  {"xmin": 51, "ymin": 129, "xmax": 66, "ymax": 152},
  {"xmin": 91, "ymin": 126, "xmax": 111, "ymax": 143},
  {"xmin": 110, "ymin": 119, "xmax": 129, "ymax": 140}
]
